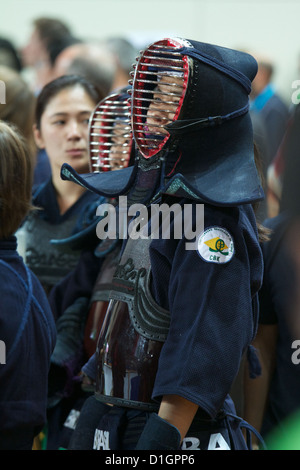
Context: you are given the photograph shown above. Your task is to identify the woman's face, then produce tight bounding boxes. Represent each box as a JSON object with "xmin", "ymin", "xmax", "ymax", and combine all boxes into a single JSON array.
[{"xmin": 34, "ymin": 85, "xmax": 96, "ymax": 175}]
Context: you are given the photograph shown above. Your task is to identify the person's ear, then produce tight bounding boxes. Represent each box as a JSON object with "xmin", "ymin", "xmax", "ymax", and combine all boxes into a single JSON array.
[{"xmin": 33, "ymin": 123, "xmax": 45, "ymax": 149}]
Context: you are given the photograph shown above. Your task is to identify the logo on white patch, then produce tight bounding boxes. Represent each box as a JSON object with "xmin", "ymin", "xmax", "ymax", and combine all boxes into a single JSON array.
[{"xmin": 197, "ymin": 227, "xmax": 234, "ymax": 264}]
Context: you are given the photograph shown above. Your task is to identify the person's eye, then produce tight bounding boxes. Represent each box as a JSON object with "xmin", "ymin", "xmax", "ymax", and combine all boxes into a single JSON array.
[{"xmin": 53, "ymin": 120, "xmax": 65, "ymax": 125}]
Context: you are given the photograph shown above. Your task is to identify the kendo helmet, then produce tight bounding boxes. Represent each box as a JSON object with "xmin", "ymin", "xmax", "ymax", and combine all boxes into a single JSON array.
[
  {"xmin": 61, "ymin": 37, "xmax": 264, "ymax": 206},
  {"xmin": 51, "ymin": 86, "xmax": 134, "ymax": 249},
  {"xmin": 88, "ymin": 87, "xmax": 133, "ymax": 173}
]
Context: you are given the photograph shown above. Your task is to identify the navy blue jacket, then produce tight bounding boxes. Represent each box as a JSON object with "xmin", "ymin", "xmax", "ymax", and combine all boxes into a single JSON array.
[
  {"xmin": 149, "ymin": 201, "xmax": 263, "ymax": 417},
  {"xmin": 0, "ymin": 237, "xmax": 56, "ymax": 449},
  {"xmin": 258, "ymin": 213, "xmax": 300, "ymax": 437}
]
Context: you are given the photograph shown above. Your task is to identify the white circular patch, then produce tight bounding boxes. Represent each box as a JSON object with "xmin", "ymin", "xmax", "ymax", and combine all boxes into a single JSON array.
[{"xmin": 197, "ymin": 226, "xmax": 234, "ymax": 264}]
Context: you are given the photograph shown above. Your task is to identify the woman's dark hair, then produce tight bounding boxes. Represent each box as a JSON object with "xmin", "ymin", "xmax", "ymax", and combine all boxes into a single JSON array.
[
  {"xmin": 35, "ymin": 74, "xmax": 103, "ymax": 129},
  {"xmin": 0, "ymin": 66, "xmax": 36, "ymax": 161},
  {"xmin": 0, "ymin": 121, "xmax": 34, "ymax": 238},
  {"xmin": 0, "ymin": 37, "xmax": 22, "ymax": 72}
]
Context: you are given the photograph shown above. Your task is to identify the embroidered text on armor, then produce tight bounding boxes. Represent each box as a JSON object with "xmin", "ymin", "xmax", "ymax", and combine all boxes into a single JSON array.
[{"xmin": 26, "ymin": 248, "xmax": 79, "ymax": 269}]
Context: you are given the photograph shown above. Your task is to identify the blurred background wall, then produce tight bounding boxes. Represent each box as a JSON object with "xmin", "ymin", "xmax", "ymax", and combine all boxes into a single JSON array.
[{"xmin": 0, "ymin": 0, "xmax": 298, "ymax": 103}]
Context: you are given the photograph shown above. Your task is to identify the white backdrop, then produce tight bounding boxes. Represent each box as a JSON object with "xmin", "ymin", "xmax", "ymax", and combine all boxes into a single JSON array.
[{"xmin": 0, "ymin": 0, "xmax": 298, "ymax": 102}]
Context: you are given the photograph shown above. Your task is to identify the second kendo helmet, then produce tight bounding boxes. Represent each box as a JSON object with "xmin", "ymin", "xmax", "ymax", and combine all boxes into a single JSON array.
[
  {"xmin": 61, "ymin": 37, "xmax": 264, "ymax": 206},
  {"xmin": 51, "ymin": 86, "xmax": 134, "ymax": 249}
]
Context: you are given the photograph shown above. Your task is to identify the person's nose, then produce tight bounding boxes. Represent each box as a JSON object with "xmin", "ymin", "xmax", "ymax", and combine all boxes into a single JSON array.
[{"xmin": 67, "ymin": 120, "xmax": 82, "ymax": 140}]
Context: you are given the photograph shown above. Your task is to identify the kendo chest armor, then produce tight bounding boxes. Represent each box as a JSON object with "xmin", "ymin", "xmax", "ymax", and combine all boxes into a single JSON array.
[
  {"xmin": 95, "ymin": 235, "xmax": 170, "ymax": 411},
  {"xmin": 23, "ymin": 213, "xmax": 82, "ymax": 293}
]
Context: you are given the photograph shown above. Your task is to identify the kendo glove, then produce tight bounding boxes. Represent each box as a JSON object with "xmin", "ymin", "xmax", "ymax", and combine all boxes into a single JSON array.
[
  {"xmin": 48, "ymin": 296, "xmax": 90, "ymax": 407},
  {"xmin": 135, "ymin": 413, "xmax": 181, "ymax": 450}
]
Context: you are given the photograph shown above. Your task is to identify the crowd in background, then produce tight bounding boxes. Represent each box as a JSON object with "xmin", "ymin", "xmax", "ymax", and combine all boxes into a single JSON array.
[{"xmin": 0, "ymin": 16, "xmax": 300, "ymax": 450}]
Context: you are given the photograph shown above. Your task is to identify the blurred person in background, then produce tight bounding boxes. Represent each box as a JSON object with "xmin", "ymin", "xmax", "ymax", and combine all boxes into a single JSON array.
[
  {"xmin": 0, "ymin": 121, "xmax": 56, "ymax": 450},
  {"xmin": 104, "ymin": 37, "xmax": 139, "ymax": 91},
  {"xmin": 243, "ymin": 103, "xmax": 300, "ymax": 449},
  {"xmin": 18, "ymin": 75, "xmax": 105, "ymax": 298},
  {"xmin": 53, "ymin": 41, "xmax": 114, "ymax": 97},
  {"xmin": 265, "ymin": 105, "xmax": 298, "ymax": 219},
  {"xmin": 0, "ymin": 62, "xmax": 53, "ymax": 192},
  {"xmin": 53, "ymin": 36, "xmax": 139, "ymax": 95},
  {"xmin": 250, "ymin": 56, "xmax": 289, "ymax": 168},
  {"xmin": 0, "ymin": 36, "xmax": 22, "ymax": 72},
  {"xmin": 21, "ymin": 17, "xmax": 80, "ymax": 94},
  {"xmin": 0, "ymin": 65, "xmax": 36, "ymax": 159},
  {"xmin": 0, "ymin": 65, "xmax": 50, "ymax": 195},
  {"xmin": 250, "ymin": 56, "xmax": 290, "ymax": 220}
]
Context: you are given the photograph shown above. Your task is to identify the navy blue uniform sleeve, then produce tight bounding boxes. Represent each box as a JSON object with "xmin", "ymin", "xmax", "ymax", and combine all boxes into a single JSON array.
[{"xmin": 150, "ymin": 203, "xmax": 263, "ymax": 418}]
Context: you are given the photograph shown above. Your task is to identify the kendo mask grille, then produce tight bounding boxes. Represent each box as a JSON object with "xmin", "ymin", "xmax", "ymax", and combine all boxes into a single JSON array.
[
  {"xmin": 130, "ymin": 38, "xmax": 189, "ymax": 159},
  {"xmin": 89, "ymin": 92, "xmax": 132, "ymax": 173}
]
